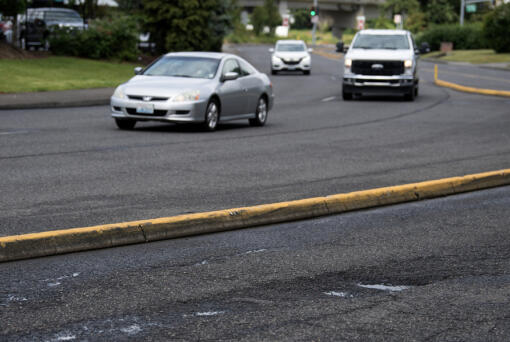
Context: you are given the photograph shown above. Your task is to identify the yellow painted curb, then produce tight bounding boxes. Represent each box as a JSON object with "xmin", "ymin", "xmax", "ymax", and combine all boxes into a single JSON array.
[
  {"xmin": 434, "ymin": 64, "xmax": 510, "ymax": 97},
  {"xmin": 1, "ymin": 169, "xmax": 509, "ymax": 262}
]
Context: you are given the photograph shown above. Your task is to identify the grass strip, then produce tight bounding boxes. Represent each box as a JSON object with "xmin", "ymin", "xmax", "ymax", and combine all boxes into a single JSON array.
[
  {"xmin": 0, "ymin": 56, "xmax": 139, "ymax": 93},
  {"xmin": 423, "ymin": 49, "xmax": 510, "ymax": 65}
]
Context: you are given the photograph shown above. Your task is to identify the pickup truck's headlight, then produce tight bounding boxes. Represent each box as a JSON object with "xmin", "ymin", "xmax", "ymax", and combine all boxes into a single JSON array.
[
  {"xmin": 344, "ymin": 58, "xmax": 352, "ymax": 68},
  {"xmin": 404, "ymin": 60, "xmax": 413, "ymax": 68},
  {"xmin": 272, "ymin": 55, "xmax": 282, "ymax": 63},
  {"xmin": 302, "ymin": 55, "xmax": 311, "ymax": 63},
  {"xmin": 112, "ymin": 86, "xmax": 126, "ymax": 99},
  {"xmin": 172, "ymin": 90, "xmax": 200, "ymax": 102}
]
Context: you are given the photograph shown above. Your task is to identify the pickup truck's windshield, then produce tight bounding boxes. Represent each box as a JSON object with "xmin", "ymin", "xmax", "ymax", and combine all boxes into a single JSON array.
[{"xmin": 352, "ymin": 34, "xmax": 410, "ymax": 50}]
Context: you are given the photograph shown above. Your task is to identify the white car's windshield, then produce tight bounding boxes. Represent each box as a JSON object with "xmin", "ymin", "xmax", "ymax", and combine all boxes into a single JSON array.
[
  {"xmin": 277, "ymin": 44, "xmax": 305, "ymax": 52},
  {"xmin": 143, "ymin": 56, "xmax": 220, "ymax": 79},
  {"xmin": 44, "ymin": 11, "xmax": 83, "ymax": 22},
  {"xmin": 352, "ymin": 34, "xmax": 410, "ymax": 50}
]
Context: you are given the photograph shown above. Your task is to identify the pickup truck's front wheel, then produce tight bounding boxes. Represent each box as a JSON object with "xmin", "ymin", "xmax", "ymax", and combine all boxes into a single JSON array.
[
  {"xmin": 342, "ymin": 90, "xmax": 353, "ymax": 101},
  {"xmin": 404, "ymin": 86, "xmax": 418, "ymax": 101}
]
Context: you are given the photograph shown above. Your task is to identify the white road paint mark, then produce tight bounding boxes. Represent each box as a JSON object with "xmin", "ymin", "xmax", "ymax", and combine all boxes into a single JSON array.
[
  {"xmin": 120, "ymin": 324, "xmax": 142, "ymax": 335},
  {"xmin": 358, "ymin": 284, "xmax": 410, "ymax": 292},
  {"xmin": 72, "ymin": 273, "xmax": 80, "ymax": 277},
  {"xmin": 244, "ymin": 249, "xmax": 267, "ymax": 254},
  {"xmin": 54, "ymin": 334, "xmax": 76, "ymax": 341},
  {"xmin": 324, "ymin": 291, "xmax": 352, "ymax": 298},
  {"xmin": 0, "ymin": 130, "xmax": 30, "ymax": 136},
  {"xmin": 321, "ymin": 96, "xmax": 336, "ymax": 102},
  {"xmin": 194, "ymin": 260, "xmax": 208, "ymax": 266},
  {"xmin": 195, "ymin": 311, "xmax": 225, "ymax": 316},
  {"xmin": 47, "ymin": 282, "xmax": 61, "ymax": 287},
  {"xmin": 7, "ymin": 295, "xmax": 28, "ymax": 302}
]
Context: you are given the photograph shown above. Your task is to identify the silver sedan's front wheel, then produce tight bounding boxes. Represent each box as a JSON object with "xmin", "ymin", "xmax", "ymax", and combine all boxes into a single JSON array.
[
  {"xmin": 249, "ymin": 96, "xmax": 268, "ymax": 127},
  {"xmin": 203, "ymin": 99, "xmax": 219, "ymax": 131}
]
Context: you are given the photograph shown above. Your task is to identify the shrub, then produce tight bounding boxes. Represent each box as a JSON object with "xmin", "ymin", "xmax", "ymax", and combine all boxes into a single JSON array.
[
  {"xmin": 49, "ymin": 16, "xmax": 140, "ymax": 61},
  {"xmin": 415, "ymin": 23, "xmax": 487, "ymax": 51},
  {"xmin": 483, "ymin": 4, "xmax": 510, "ymax": 53}
]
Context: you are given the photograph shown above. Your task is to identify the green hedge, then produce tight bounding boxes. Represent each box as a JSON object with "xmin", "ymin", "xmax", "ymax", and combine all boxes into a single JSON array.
[
  {"xmin": 415, "ymin": 23, "xmax": 488, "ymax": 51},
  {"xmin": 49, "ymin": 16, "xmax": 139, "ymax": 61},
  {"xmin": 484, "ymin": 4, "xmax": 510, "ymax": 53}
]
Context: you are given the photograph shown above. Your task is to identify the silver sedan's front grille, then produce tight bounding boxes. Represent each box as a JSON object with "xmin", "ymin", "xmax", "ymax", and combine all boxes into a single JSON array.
[{"xmin": 127, "ymin": 95, "xmax": 169, "ymax": 101}]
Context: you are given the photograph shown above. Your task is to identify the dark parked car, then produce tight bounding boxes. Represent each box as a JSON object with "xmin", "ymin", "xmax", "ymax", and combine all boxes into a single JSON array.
[{"xmin": 19, "ymin": 7, "xmax": 85, "ymax": 50}]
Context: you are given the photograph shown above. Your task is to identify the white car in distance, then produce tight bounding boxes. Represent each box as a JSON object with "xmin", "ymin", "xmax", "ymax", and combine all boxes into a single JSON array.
[{"xmin": 270, "ymin": 40, "xmax": 312, "ymax": 75}]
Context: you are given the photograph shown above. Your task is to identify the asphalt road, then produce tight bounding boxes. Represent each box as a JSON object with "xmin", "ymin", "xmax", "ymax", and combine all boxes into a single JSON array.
[
  {"xmin": 1, "ymin": 186, "xmax": 509, "ymax": 341},
  {"xmin": 1, "ymin": 45, "xmax": 510, "ymax": 341},
  {"xmin": 0, "ymin": 45, "xmax": 509, "ymax": 236}
]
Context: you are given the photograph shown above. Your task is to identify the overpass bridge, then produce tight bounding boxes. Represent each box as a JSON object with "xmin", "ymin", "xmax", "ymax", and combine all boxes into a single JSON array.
[{"xmin": 239, "ymin": 0, "xmax": 387, "ymax": 36}]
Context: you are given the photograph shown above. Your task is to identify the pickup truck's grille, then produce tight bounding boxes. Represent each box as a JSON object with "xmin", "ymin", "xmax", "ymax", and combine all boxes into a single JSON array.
[{"xmin": 352, "ymin": 60, "xmax": 404, "ymax": 76}]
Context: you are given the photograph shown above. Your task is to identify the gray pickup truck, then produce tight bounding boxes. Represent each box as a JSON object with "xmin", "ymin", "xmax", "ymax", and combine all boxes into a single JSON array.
[{"xmin": 342, "ymin": 29, "xmax": 419, "ymax": 101}]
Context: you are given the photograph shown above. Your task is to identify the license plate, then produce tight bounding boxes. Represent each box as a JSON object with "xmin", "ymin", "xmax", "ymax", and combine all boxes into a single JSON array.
[
  {"xmin": 136, "ymin": 103, "xmax": 154, "ymax": 114},
  {"xmin": 287, "ymin": 66, "xmax": 296, "ymax": 70}
]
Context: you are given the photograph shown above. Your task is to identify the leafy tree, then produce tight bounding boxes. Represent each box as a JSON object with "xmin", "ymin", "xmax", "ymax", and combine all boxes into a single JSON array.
[
  {"xmin": 251, "ymin": 7, "xmax": 266, "ymax": 35},
  {"xmin": 250, "ymin": 0, "xmax": 281, "ymax": 36},
  {"xmin": 142, "ymin": 0, "xmax": 236, "ymax": 53},
  {"xmin": 484, "ymin": 3, "xmax": 510, "ymax": 53},
  {"xmin": 382, "ymin": 0, "xmax": 420, "ymax": 15},
  {"xmin": 290, "ymin": 9, "xmax": 312, "ymax": 30},
  {"xmin": 0, "ymin": 0, "xmax": 24, "ymax": 17},
  {"xmin": 426, "ymin": 0, "xmax": 458, "ymax": 25},
  {"xmin": 263, "ymin": 0, "xmax": 281, "ymax": 34}
]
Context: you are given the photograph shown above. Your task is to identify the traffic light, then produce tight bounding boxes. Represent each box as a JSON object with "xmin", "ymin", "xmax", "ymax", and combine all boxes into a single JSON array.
[{"xmin": 310, "ymin": 6, "xmax": 317, "ymax": 17}]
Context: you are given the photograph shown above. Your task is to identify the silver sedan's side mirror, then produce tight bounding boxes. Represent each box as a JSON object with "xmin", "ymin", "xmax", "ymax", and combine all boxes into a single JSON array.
[
  {"xmin": 269, "ymin": 48, "xmax": 275, "ymax": 53},
  {"xmin": 222, "ymin": 72, "xmax": 239, "ymax": 82},
  {"xmin": 308, "ymin": 48, "xmax": 313, "ymax": 52},
  {"xmin": 134, "ymin": 67, "xmax": 143, "ymax": 75}
]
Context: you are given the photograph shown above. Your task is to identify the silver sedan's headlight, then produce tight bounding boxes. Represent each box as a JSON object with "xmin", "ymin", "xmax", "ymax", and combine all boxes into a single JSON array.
[
  {"xmin": 172, "ymin": 90, "xmax": 200, "ymax": 102},
  {"xmin": 112, "ymin": 86, "xmax": 126, "ymax": 99},
  {"xmin": 302, "ymin": 55, "xmax": 311, "ymax": 63}
]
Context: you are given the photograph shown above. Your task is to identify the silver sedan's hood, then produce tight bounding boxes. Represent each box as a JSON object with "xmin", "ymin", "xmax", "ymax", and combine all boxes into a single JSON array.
[{"xmin": 123, "ymin": 76, "xmax": 213, "ymax": 97}]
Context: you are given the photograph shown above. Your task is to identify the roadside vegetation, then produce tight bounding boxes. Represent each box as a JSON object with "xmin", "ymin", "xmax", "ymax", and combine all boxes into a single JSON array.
[
  {"xmin": 0, "ymin": 57, "xmax": 137, "ymax": 93},
  {"xmin": 423, "ymin": 50, "xmax": 510, "ymax": 65}
]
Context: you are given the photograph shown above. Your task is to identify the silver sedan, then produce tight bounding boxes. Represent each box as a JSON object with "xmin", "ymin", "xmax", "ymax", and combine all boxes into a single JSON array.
[{"xmin": 111, "ymin": 52, "xmax": 274, "ymax": 131}]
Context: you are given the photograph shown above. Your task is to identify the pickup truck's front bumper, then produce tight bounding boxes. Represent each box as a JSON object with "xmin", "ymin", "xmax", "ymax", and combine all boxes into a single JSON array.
[{"xmin": 343, "ymin": 74, "xmax": 418, "ymax": 94}]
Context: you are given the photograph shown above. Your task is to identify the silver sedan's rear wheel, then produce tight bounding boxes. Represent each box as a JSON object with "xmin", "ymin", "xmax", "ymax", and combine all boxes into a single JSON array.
[
  {"xmin": 249, "ymin": 96, "xmax": 268, "ymax": 127},
  {"xmin": 203, "ymin": 99, "xmax": 219, "ymax": 131}
]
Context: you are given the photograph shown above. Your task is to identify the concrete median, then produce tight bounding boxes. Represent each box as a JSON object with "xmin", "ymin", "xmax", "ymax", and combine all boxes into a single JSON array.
[{"xmin": 1, "ymin": 169, "xmax": 509, "ymax": 263}]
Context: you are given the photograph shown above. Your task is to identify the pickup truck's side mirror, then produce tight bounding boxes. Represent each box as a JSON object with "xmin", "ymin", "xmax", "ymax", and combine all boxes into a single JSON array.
[
  {"xmin": 307, "ymin": 48, "xmax": 313, "ymax": 52},
  {"xmin": 269, "ymin": 48, "xmax": 275, "ymax": 53},
  {"xmin": 336, "ymin": 41, "xmax": 344, "ymax": 53},
  {"xmin": 134, "ymin": 66, "xmax": 143, "ymax": 75}
]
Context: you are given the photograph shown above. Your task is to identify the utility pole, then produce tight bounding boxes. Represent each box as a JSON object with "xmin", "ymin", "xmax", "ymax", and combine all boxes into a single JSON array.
[
  {"xmin": 311, "ymin": 0, "xmax": 318, "ymax": 45},
  {"xmin": 460, "ymin": 0, "xmax": 465, "ymax": 25}
]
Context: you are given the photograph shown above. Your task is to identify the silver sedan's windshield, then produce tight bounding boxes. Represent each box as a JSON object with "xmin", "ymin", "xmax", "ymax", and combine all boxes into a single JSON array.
[
  {"xmin": 143, "ymin": 56, "xmax": 220, "ymax": 79},
  {"xmin": 276, "ymin": 44, "xmax": 305, "ymax": 52},
  {"xmin": 352, "ymin": 35, "xmax": 410, "ymax": 50}
]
